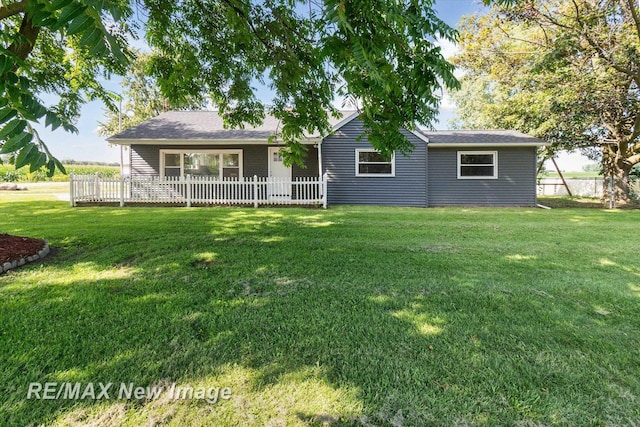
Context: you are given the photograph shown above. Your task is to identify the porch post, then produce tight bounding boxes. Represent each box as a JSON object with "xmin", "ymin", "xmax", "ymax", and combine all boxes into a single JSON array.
[
  {"xmin": 69, "ymin": 173, "xmax": 75, "ymax": 207},
  {"xmin": 186, "ymin": 174, "xmax": 192, "ymax": 207},
  {"xmin": 94, "ymin": 172, "xmax": 100, "ymax": 200},
  {"xmin": 119, "ymin": 174, "xmax": 125, "ymax": 207},
  {"xmin": 253, "ymin": 175, "xmax": 258, "ymax": 208},
  {"xmin": 317, "ymin": 140, "xmax": 323, "ymax": 181},
  {"xmin": 322, "ymin": 172, "xmax": 328, "ymax": 209}
]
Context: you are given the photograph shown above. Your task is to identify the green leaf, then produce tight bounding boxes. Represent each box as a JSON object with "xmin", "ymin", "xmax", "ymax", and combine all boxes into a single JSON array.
[
  {"xmin": 68, "ymin": 14, "xmax": 95, "ymax": 36},
  {"xmin": 88, "ymin": 37, "xmax": 107, "ymax": 56},
  {"xmin": 30, "ymin": 152, "xmax": 47, "ymax": 172},
  {"xmin": 54, "ymin": 3, "xmax": 87, "ymax": 30},
  {"xmin": 0, "ymin": 119, "xmax": 27, "ymax": 141},
  {"xmin": 15, "ymin": 143, "xmax": 38, "ymax": 169},
  {"xmin": 53, "ymin": 157, "xmax": 67, "ymax": 174},
  {"xmin": 0, "ymin": 108, "xmax": 17, "ymax": 125},
  {"xmin": 46, "ymin": 159, "xmax": 56, "ymax": 177},
  {"xmin": 18, "ymin": 76, "xmax": 32, "ymax": 92},
  {"xmin": 45, "ymin": 112, "xmax": 62, "ymax": 131},
  {"xmin": 29, "ymin": 3, "xmax": 56, "ymax": 26},
  {"xmin": 62, "ymin": 122, "xmax": 79, "ymax": 133},
  {"xmin": 0, "ymin": 55, "xmax": 12, "ymax": 75},
  {"xmin": 79, "ymin": 25, "xmax": 102, "ymax": 47},
  {"xmin": 4, "ymin": 71, "xmax": 18, "ymax": 87},
  {"xmin": 105, "ymin": 32, "xmax": 128, "ymax": 66},
  {"xmin": 52, "ymin": 0, "xmax": 75, "ymax": 11},
  {"xmin": 0, "ymin": 131, "xmax": 32, "ymax": 154}
]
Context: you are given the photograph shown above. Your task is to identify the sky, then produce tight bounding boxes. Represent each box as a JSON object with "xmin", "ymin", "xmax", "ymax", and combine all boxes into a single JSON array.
[{"xmin": 36, "ymin": 0, "xmax": 590, "ymax": 171}]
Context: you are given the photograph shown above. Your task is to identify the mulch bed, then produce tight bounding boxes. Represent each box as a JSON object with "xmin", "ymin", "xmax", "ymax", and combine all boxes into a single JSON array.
[{"xmin": 0, "ymin": 234, "xmax": 46, "ymax": 265}]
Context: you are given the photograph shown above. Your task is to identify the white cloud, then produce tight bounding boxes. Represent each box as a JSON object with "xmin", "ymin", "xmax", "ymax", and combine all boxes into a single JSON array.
[
  {"xmin": 435, "ymin": 37, "xmax": 459, "ymax": 60},
  {"xmin": 440, "ymin": 89, "xmax": 457, "ymax": 111}
]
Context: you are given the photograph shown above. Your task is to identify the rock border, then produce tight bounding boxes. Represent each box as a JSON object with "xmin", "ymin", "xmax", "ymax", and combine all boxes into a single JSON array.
[{"xmin": 0, "ymin": 243, "xmax": 50, "ymax": 274}]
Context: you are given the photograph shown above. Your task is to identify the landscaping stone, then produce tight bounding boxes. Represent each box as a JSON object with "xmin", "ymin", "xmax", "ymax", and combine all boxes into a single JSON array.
[
  {"xmin": 0, "ymin": 183, "xmax": 29, "ymax": 191},
  {"xmin": 0, "ymin": 234, "xmax": 49, "ymax": 274}
]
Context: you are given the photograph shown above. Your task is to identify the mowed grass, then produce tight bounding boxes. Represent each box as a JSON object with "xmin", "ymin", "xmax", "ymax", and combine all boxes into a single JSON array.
[{"xmin": 1, "ymin": 197, "xmax": 639, "ymax": 426}]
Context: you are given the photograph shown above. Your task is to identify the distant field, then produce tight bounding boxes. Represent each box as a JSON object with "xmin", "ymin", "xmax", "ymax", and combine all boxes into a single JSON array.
[{"xmin": 0, "ymin": 164, "xmax": 120, "ymax": 182}]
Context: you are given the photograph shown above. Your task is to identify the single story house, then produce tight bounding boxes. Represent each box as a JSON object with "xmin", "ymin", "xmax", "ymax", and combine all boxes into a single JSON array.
[{"xmin": 107, "ymin": 110, "xmax": 547, "ymax": 207}]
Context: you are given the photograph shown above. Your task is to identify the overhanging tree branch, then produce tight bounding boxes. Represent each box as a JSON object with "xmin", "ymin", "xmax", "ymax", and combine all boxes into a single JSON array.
[
  {"xmin": 570, "ymin": 0, "xmax": 637, "ymax": 81},
  {"xmin": 630, "ymin": 109, "xmax": 640, "ymax": 142},
  {"xmin": 7, "ymin": 14, "xmax": 40, "ymax": 62},
  {"xmin": 0, "ymin": 0, "xmax": 26, "ymax": 20},
  {"xmin": 626, "ymin": 152, "xmax": 640, "ymax": 165},
  {"xmin": 202, "ymin": 0, "xmax": 276, "ymax": 52},
  {"xmin": 625, "ymin": 0, "xmax": 640, "ymax": 42}
]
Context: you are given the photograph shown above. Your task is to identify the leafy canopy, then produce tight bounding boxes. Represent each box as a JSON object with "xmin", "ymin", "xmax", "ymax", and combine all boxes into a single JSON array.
[
  {"xmin": 452, "ymin": 0, "xmax": 640, "ymax": 202},
  {"xmin": 2, "ymin": 0, "xmax": 475, "ymax": 171},
  {"xmin": 0, "ymin": 0, "xmax": 133, "ymax": 175},
  {"xmin": 143, "ymin": 0, "xmax": 461, "ymax": 164}
]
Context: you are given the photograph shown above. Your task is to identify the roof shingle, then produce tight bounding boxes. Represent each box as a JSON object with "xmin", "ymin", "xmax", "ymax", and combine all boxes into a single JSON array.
[
  {"xmin": 108, "ymin": 110, "xmax": 354, "ymax": 141},
  {"xmin": 108, "ymin": 111, "xmax": 547, "ymax": 146}
]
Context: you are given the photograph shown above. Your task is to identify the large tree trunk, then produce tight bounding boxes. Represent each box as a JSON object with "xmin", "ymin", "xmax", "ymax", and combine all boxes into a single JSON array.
[{"xmin": 602, "ymin": 152, "xmax": 633, "ymax": 207}]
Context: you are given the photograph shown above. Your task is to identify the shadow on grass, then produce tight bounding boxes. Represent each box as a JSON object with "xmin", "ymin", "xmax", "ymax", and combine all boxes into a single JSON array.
[{"xmin": 2, "ymin": 202, "xmax": 640, "ymax": 425}]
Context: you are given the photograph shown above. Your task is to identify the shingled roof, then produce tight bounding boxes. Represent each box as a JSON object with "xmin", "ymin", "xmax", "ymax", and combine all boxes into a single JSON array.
[
  {"xmin": 421, "ymin": 129, "xmax": 547, "ymax": 146},
  {"xmin": 108, "ymin": 110, "xmax": 547, "ymax": 147},
  {"xmin": 108, "ymin": 110, "xmax": 356, "ymax": 142}
]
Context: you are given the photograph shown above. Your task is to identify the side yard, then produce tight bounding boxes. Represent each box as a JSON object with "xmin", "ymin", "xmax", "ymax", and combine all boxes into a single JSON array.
[{"xmin": 1, "ymin": 197, "xmax": 639, "ymax": 425}]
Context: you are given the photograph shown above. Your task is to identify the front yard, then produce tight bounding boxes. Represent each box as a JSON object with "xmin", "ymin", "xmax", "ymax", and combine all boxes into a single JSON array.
[{"xmin": 1, "ymin": 195, "xmax": 639, "ymax": 425}]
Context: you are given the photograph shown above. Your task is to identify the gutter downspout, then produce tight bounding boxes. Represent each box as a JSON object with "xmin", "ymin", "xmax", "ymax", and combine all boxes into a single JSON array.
[
  {"xmin": 317, "ymin": 139, "xmax": 323, "ymax": 181},
  {"xmin": 425, "ymin": 138, "xmax": 429, "ymax": 207}
]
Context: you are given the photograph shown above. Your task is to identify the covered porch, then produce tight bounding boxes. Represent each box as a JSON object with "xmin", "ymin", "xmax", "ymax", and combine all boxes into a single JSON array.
[{"xmin": 69, "ymin": 173, "xmax": 328, "ymax": 208}]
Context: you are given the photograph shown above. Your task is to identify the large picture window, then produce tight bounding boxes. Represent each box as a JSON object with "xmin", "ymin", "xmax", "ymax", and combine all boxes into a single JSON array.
[
  {"xmin": 355, "ymin": 149, "xmax": 395, "ymax": 177},
  {"xmin": 160, "ymin": 150, "xmax": 242, "ymax": 179},
  {"xmin": 457, "ymin": 151, "xmax": 498, "ymax": 179}
]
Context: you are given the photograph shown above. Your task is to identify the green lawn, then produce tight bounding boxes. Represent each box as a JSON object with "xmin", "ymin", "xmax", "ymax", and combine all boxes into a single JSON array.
[{"xmin": 1, "ymin": 196, "xmax": 639, "ymax": 425}]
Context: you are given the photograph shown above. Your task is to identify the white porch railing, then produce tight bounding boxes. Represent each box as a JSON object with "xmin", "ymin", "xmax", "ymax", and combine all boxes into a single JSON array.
[{"xmin": 70, "ymin": 174, "xmax": 328, "ymax": 208}]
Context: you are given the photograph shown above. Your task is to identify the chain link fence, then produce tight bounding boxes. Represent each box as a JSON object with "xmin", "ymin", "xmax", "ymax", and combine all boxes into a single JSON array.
[{"xmin": 538, "ymin": 178, "xmax": 640, "ymax": 201}]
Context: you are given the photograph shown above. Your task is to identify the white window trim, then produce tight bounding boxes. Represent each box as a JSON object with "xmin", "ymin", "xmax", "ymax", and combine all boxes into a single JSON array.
[
  {"xmin": 160, "ymin": 149, "xmax": 243, "ymax": 178},
  {"xmin": 355, "ymin": 149, "xmax": 395, "ymax": 177},
  {"xmin": 457, "ymin": 150, "xmax": 498, "ymax": 180}
]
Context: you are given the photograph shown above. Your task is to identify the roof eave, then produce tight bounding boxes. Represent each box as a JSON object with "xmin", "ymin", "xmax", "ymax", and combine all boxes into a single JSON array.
[
  {"xmin": 428, "ymin": 142, "xmax": 549, "ymax": 147},
  {"xmin": 107, "ymin": 138, "xmax": 322, "ymax": 146}
]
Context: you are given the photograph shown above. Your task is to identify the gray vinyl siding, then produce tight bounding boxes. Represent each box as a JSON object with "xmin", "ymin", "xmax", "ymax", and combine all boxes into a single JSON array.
[
  {"xmin": 130, "ymin": 144, "xmax": 317, "ymax": 179},
  {"xmin": 428, "ymin": 147, "xmax": 537, "ymax": 206},
  {"xmin": 131, "ymin": 145, "xmax": 159, "ymax": 176},
  {"xmin": 322, "ymin": 119, "xmax": 428, "ymax": 207}
]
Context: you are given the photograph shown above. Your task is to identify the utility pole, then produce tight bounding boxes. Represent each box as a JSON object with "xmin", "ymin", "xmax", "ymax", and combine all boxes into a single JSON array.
[{"xmin": 119, "ymin": 97, "xmax": 124, "ymax": 177}]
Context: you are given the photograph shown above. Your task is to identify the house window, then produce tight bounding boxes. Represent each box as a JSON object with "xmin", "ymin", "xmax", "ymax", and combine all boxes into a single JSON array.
[
  {"xmin": 458, "ymin": 151, "xmax": 498, "ymax": 179},
  {"xmin": 163, "ymin": 153, "xmax": 181, "ymax": 177},
  {"xmin": 160, "ymin": 150, "xmax": 242, "ymax": 179},
  {"xmin": 355, "ymin": 149, "xmax": 395, "ymax": 176}
]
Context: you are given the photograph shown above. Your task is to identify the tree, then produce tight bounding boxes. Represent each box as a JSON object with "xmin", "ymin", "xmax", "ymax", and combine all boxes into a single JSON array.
[
  {"xmin": 452, "ymin": 1, "xmax": 640, "ymax": 204},
  {"xmin": 97, "ymin": 52, "xmax": 204, "ymax": 137},
  {"xmin": 5, "ymin": 1, "xmax": 524, "ymax": 172},
  {"xmin": 0, "ymin": 0, "xmax": 132, "ymax": 175},
  {"xmin": 143, "ymin": 0, "xmax": 464, "ymax": 165}
]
